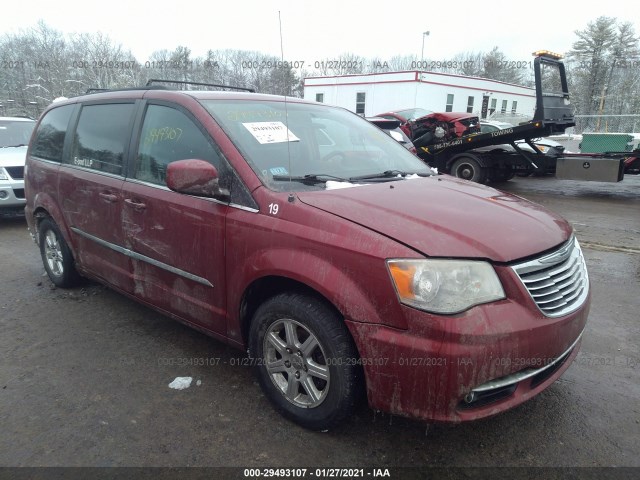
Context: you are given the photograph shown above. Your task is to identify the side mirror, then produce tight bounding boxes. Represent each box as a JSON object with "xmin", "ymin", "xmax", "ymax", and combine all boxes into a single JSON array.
[{"xmin": 166, "ymin": 159, "xmax": 230, "ymax": 201}]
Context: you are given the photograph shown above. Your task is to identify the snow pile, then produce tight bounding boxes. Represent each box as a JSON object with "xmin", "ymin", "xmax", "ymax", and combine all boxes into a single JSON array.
[
  {"xmin": 168, "ymin": 377, "xmax": 193, "ymax": 390},
  {"xmin": 326, "ymin": 181, "xmax": 365, "ymax": 190}
]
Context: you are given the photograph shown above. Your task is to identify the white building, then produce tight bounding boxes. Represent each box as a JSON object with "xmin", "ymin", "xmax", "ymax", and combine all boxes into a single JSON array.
[{"xmin": 303, "ymin": 70, "xmax": 536, "ymax": 119}]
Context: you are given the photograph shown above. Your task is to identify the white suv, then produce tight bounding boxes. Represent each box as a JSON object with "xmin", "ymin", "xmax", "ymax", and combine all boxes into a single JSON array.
[{"xmin": 0, "ymin": 117, "xmax": 36, "ymax": 215}]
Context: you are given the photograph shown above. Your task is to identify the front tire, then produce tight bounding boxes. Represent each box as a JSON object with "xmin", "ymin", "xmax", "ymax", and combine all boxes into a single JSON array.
[
  {"xmin": 38, "ymin": 217, "xmax": 79, "ymax": 288},
  {"xmin": 249, "ymin": 292, "xmax": 362, "ymax": 430}
]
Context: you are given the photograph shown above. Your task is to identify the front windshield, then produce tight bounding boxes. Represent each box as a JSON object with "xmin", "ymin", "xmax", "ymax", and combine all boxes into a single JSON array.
[
  {"xmin": 396, "ymin": 108, "xmax": 432, "ymax": 121},
  {"xmin": 0, "ymin": 120, "xmax": 35, "ymax": 148},
  {"xmin": 202, "ymin": 100, "xmax": 432, "ymax": 192}
]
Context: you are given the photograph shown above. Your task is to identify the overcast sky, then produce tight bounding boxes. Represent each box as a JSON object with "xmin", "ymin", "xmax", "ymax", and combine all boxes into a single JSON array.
[{"xmin": 2, "ymin": 0, "xmax": 638, "ymax": 64}]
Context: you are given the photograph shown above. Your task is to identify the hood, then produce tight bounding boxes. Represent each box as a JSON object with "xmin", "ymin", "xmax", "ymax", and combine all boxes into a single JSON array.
[
  {"xmin": 0, "ymin": 145, "xmax": 28, "ymax": 168},
  {"xmin": 297, "ymin": 176, "xmax": 572, "ymax": 263},
  {"xmin": 416, "ymin": 112, "xmax": 476, "ymax": 123}
]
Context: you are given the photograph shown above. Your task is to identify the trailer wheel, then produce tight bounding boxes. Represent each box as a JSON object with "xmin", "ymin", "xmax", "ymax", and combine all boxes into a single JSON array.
[
  {"xmin": 450, "ymin": 156, "xmax": 487, "ymax": 183},
  {"xmin": 491, "ymin": 167, "xmax": 515, "ymax": 183}
]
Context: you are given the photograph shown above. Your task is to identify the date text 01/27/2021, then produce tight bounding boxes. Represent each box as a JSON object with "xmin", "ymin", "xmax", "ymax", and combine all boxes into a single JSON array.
[{"xmin": 243, "ymin": 468, "xmax": 391, "ymax": 478}]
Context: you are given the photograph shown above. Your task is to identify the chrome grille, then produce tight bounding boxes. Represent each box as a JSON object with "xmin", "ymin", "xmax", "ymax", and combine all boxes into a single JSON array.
[{"xmin": 512, "ymin": 237, "xmax": 589, "ymax": 317}]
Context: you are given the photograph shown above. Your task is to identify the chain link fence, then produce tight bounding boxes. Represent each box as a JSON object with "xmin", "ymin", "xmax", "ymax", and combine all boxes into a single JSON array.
[
  {"xmin": 566, "ymin": 115, "xmax": 640, "ymax": 153},
  {"xmin": 485, "ymin": 113, "xmax": 640, "ymax": 153},
  {"xmin": 573, "ymin": 115, "xmax": 640, "ymax": 135}
]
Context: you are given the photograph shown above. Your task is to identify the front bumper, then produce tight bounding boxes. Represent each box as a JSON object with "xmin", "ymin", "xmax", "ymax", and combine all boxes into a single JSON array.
[
  {"xmin": 345, "ymin": 266, "xmax": 590, "ymax": 423},
  {"xmin": 0, "ymin": 179, "xmax": 26, "ymax": 212}
]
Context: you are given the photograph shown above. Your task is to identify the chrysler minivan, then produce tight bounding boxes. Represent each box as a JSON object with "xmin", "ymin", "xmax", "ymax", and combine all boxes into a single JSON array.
[{"xmin": 24, "ymin": 87, "xmax": 590, "ymax": 430}]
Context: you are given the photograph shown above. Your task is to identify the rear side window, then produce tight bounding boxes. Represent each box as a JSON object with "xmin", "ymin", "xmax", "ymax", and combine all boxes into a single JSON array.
[
  {"xmin": 134, "ymin": 104, "xmax": 222, "ymax": 185},
  {"xmin": 70, "ymin": 103, "xmax": 135, "ymax": 176},
  {"xmin": 30, "ymin": 105, "xmax": 74, "ymax": 162}
]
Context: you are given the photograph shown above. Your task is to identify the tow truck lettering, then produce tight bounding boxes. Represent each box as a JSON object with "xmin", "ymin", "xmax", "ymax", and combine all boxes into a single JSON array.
[
  {"xmin": 490, "ymin": 128, "xmax": 514, "ymax": 137},
  {"xmin": 433, "ymin": 139, "xmax": 463, "ymax": 149}
]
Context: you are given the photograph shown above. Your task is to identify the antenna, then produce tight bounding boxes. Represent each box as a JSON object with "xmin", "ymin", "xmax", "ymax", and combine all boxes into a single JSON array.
[{"xmin": 279, "ymin": 11, "xmax": 293, "ymax": 190}]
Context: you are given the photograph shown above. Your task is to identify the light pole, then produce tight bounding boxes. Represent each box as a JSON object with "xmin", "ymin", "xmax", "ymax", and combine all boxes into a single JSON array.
[{"xmin": 421, "ymin": 31, "xmax": 430, "ymax": 62}]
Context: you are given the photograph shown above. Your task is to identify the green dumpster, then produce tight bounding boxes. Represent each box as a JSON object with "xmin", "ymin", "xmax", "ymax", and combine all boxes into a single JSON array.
[{"xmin": 580, "ymin": 133, "xmax": 634, "ymax": 153}]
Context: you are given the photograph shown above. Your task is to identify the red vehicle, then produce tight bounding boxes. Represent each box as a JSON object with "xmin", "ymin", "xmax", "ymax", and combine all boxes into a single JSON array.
[
  {"xmin": 24, "ymin": 84, "xmax": 590, "ymax": 430},
  {"xmin": 375, "ymin": 107, "xmax": 433, "ymax": 137},
  {"xmin": 376, "ymin": 109, "xmax": 480, "ymax": 142}
]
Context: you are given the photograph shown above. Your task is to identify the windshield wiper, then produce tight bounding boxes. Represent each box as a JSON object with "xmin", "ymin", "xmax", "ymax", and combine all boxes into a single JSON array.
[
  {"xmin": 271, "ymin": 170, "xmax": 432, "ymax": 185},
  {"xmin": 271, "ymin": 173, "xmax": 350, "ymax": 184},
  {"xmin": 349, "ymin": 170, "xmax": 432, "ymax": 180},
  {"xmin": 1, "ymin": 144, "xmax": 28, "ymax": 148}
]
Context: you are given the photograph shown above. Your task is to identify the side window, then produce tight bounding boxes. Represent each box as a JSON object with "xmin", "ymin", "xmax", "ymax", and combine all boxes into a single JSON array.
[
  {"xmin": 70, "ymin": 103, "xmax": 134, "ymax": 175},
  {"xmin": 135, "ymin": 104, "xmax": 222, "ymax": 185},
  {"xmin": 31, "ymin": 105, "xmax": 75, "ymax": 162}
]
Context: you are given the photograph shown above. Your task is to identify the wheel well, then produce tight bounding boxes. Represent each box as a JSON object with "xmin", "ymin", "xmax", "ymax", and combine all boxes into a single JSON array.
[
  {"xmin": 239, "ymin": 276, "xmax": 344, "ymax": 346},
  {"xmin": 32, "ymin": 207, "xmax": 51, "ymax": 242},
  {"xmin": 448, "ymin": 153, "xmax": 486, "ymax": 170}
]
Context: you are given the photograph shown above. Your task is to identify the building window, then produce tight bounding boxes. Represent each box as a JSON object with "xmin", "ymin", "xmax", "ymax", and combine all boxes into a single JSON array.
[
  {"xmin": 511, "ymin": 101, "xmax": 518, "ymax": 113},
  {"xmin": 466, "ymin": 96, "xmax": 475, "ymax": 113},
  {"xmin": 355, "ymin": 92, "xmax": 366, "ymax": 115},
  {"xmin": 445, "ymin": 94, "xmax": 454, "ymax": 112},
  {"xmin": 501, "ymin": 100, "xmax": 508, "ymax": 114},
  {"xmin": 490, "ymin": 98, "xmax": 497, "ymax": 115},
  {"xmin": 316, "ymin": 93, "xmax": 324, "ymax": 103}
]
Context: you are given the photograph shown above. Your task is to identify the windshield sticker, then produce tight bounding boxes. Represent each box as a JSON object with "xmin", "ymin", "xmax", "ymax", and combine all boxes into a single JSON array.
[
  {"xmin": 269, "ymin": 167, "xmax": 289, "ymax": 175},
  {"xmin": 242, "ymin": 121, "xmax": 300, "ymax": 144}
]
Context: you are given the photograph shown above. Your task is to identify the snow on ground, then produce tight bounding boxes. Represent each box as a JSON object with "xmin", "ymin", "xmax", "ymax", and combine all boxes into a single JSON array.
[{"xmin": 168, "ymin": 377, "xmax": 193, "ymax": 390}]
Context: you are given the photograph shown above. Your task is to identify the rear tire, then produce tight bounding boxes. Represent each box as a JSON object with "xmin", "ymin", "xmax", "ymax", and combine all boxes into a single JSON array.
[
  {"xmin": 450, "ymin": 156, "xmax": 487, "ymax": 183},
  {"xmin": 38, "ymin": 217, "xmax": 79, "ymax": 288},
  {"xmin": 490, "ymin": 166, "xmax": 515, "ymax": 183},
  {"xmin": 248, "ymin": 292, "xmax": 362, "ymax": 430}
]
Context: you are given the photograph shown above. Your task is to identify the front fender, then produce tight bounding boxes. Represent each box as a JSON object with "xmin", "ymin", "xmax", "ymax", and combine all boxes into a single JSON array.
[{"xmin": 226, "ymin": 246, "xmax": 409, "ymax": 343}]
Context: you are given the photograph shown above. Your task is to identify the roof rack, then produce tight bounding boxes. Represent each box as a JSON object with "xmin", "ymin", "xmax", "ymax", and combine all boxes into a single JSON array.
[
  {"xmin": 145, "ymin": 79, "xmax": 255, "ymax": 92},
  {"xmin": 84, "ymin": 86, "xmax": 169, "ymax": 95}
]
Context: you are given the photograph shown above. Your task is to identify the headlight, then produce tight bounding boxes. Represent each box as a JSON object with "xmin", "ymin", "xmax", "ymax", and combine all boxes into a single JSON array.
[
  {"xmin": 0, "ymin": 168, "xmax": 9, "ymax": 181},
  {"xmin": 535, "ymin": 144, "xmax": 550, "ymax": 153},
  {"xmin": 387, "ymin": 259, "xmax": 505, "ymax": 314}
]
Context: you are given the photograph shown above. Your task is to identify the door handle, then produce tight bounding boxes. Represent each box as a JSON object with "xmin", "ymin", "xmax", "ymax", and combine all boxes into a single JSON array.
[
  {"xmin": 99, "ymin": 192, "xmax": 118, "ymax": 203},
  {"xmin": 124, "ymin": 198, "xmax": 147, "ymax": 211}
]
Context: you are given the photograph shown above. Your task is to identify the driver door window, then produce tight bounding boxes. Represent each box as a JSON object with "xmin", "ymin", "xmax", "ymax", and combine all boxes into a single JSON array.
[{"xmin": 135, "ymin": 104, "xmax": 222, "ymax": 184}]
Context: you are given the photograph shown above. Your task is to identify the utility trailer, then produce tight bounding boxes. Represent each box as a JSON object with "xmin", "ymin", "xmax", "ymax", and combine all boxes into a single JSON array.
[{"xmin": 409, "ymin": 51, "xmax": 637, "ymax": 184}]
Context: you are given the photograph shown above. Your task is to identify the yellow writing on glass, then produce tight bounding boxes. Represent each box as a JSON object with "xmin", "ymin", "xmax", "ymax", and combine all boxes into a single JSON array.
[{"xmin": 144, "ymin": 127, "xmax": 183, "ymax": 145}]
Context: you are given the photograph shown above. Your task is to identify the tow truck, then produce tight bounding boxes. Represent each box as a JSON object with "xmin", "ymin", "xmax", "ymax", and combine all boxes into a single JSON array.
[{"xmin": 409, "ymin": 51, "xmax": 638, "ymax": 184}]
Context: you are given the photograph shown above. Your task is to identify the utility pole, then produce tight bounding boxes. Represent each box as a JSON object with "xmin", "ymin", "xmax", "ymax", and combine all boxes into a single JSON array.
[{"xmin": 421, "ymin": 31, "xmax": 430, "ymax": 62}]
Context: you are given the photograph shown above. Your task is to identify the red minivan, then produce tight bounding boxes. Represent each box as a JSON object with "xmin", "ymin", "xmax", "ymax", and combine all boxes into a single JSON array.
[{"xmin": 24, "ymin": 87, "xmax": 590, "ymax": 430}]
